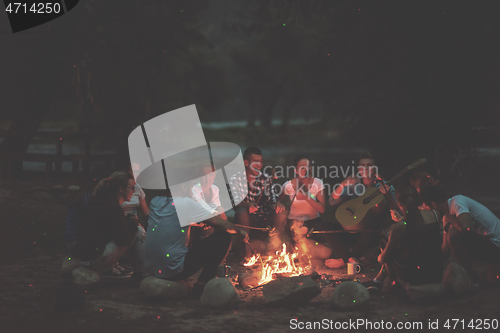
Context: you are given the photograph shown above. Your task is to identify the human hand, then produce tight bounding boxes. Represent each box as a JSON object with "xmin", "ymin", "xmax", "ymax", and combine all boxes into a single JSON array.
[
  {"xmin": 343, "ymin": 176, "xmax": 358, "ymax": 187},
  {"xmin": 248, "ymin": 202, "xmax": 258, "ymax": 214},
  {"xmin": 295, "ymin": 190, "xmax": 308, "ymax": 201},
  {"xmin": 237, "ymin": 228, "xmax": 249, "ymax": 243},
  {"xmin": 126, "ymin": 214, "xmax": 139, "ymax": 226},
  {"xmin": 379, "ymin": 183, "xmax": 391, "ymax": 194},
  {"xmin": 443, "ymin": 214, "xmax": 458, "ymax": 229},
  {"xmin": 391, "ymin": 209, "xmax": 404, "ymax": 222},
  {"xmin": 419, "ymin": 203, "xmax": 432, "ymax": 211},
  {"xmin": 275, "ymin": 202, "xmax": 285, "ymax": 214}
]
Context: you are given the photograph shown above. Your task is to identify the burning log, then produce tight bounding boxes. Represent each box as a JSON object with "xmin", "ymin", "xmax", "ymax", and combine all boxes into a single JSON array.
[
  {"xmin": 239, "ymin": 243, "xmax": 313, "ymax": 289},
  {"xmin": 238, "ymin": 270, "xmax": 263, "ymax": 289}
]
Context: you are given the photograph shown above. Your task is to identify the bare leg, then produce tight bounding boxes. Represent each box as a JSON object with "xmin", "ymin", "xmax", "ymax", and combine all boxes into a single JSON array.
[
  {"xmin": 384, "ymin": 262, "xmax": 398, "ymax": 286},
  {"xmin": 447, "ymin": 226, "xmax": 479, "ymax": 283},
  {"xmin": 270, "ymin": 210, "xmax": 291, "ymax": 252},
  {"xmin": 272, "ymin": 210, "xmax": 288, "ymax": 234},
  {"xmin": 235, "ymin": 207, "xmax": 253, "ymax": 258},
  {"xmin": 375, "ymin": 265, "xmax": 388, "ymax": 282}
]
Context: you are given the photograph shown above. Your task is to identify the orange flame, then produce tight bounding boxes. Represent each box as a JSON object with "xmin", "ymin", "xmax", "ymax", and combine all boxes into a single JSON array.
[
  {"xmin": 257, "ymin": 243, "xmax": 311, "ymax": 286},
  {"xmin": 243, "ymin": 254, "xmax": 260, "ymax": 267}
]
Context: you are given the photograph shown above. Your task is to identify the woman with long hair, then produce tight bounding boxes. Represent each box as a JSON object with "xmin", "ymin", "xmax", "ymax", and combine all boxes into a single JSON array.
[
  {"xmin": 69, "ymin": 171, "xmax": 148, "ymax": 280},
  {"xmin": 279, "ymin": 154, "xmax": 341, "ymax": 262},
  {"xmin": 363, "ymin": 184, "xmax": 444, "ymax": 292},
  {"xmin": 116, "ymin": 156, "xmax": 149, "ymax": 230}
]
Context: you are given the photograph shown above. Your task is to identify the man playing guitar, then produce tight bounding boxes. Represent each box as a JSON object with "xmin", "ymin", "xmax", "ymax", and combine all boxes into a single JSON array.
[{"xmin": 326, "ymin": 152, "xmax": 401, "ymax": 268}]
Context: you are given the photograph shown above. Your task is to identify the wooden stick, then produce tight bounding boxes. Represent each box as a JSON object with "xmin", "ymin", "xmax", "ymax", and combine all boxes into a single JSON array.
[
  {"xmin": 234, "ymin": 224, "xmax": 271, "ymax": 231},
  {"xmin": 311, "ymin": 229, "xmax": 381, "ymax": 234}
]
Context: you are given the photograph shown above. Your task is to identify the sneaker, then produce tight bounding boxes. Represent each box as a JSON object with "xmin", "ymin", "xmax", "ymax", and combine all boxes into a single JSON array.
[
  {"xmin": 115, "ymin": 264, "xmax": 133, "ymax": 275},
  {"xmin": 101, "ymin": 266, "xmax": 133, "ymax": 279},
  {"xmin": 362, "ymin": 280, "xmax": 383, "ymax": 294}
]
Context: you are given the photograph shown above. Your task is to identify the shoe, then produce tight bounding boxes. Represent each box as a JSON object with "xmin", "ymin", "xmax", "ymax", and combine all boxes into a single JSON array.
[
  {"xmin": 362, "ymin": 280, "xmax": 383, "ymax": 294},
  {"xmin": 101, "ymin": 266, "xmax": 133, "ymax": 279},
  {"xmin": 188, "ymin": 283, "xmax": 206, "ymax": 300},
  {"xmin": 325, "ymin": 258, "xmax": 346, "ymax": 269},
  {"xmin": 115, "ymin": 264, "xmax": 133, "ymax": 275}
]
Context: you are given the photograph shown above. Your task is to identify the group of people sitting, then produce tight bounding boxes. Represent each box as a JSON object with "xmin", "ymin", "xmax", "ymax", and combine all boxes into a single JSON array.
[{"xmin": 64, "ymin": 148, "xmax": 500, "ymax": 298}]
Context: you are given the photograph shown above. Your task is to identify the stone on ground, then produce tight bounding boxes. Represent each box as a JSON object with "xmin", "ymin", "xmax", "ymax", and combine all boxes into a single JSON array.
[
  {"xmin": 238, "ymin": 270, "xmax": 262, "ymax": 289},
  {"xmin": 139, "ymin": 276, "xmax": 189, "ymax": 300},
  {"xmin": 61, "ymin": 256, "xmax": 82, "ymax": 276},
  {"xmin": 330, "ymin": 281, "xmax": 370, "ymax": 310},
  {"xmin": 67, "ymin": 185, "xmax": 81, "ymax": 191},
  {"xmin": 72, "ymin": 266, "xmax": 101, "ymax": 286},
  {"xmin": 262, "ymin": 276, "xmax": 321, "ymax": 307},
  {"xmin": 31, "ymin": 191, "xmax": 54, "ymax": 201},
  {"xmin": 483, "ymin": 264, "xmax": 500, "ymax": 285},
  {"xmin": 200, "ymin": 278, "xmax": 241, "ymax": 308},
  {"xmin": 405, "ymin": 283, "xmax": 446, "ymax": 304},
  {"xmin": 443, "ymin": 261, "xmax": 472, "ymax": 295}
]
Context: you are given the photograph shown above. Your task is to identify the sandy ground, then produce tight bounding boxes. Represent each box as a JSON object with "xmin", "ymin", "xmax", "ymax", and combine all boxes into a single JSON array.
[{"xmin": 1, "ymin": 164, "xmax": 500, "ymax": 332}]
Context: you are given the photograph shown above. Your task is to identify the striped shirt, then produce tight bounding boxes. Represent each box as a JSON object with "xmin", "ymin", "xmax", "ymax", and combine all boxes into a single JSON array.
[{"xmin": 229, "ymin": 171, "xmax": 277, "ymax": 217}]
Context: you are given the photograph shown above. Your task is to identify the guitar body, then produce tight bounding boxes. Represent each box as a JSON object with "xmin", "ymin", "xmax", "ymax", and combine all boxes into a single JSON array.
[
  {"xmin": 334, "ymin": 158, "xmax": 427, "ymax": 230},
  {"xmin": 335, "ymin": 187, "xmax": 388, "ymax": 230}
]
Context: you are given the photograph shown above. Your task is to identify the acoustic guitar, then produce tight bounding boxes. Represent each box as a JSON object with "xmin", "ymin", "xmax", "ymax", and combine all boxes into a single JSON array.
[{"xmin": 335, "ymin": 158, "xmax": 426, "ymax": 230}]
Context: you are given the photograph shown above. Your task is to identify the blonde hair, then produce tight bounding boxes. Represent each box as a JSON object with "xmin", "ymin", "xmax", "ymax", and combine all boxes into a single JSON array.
[{"xmin": 93, "ymin": 171, "xmax": 133, "ymax": 198}]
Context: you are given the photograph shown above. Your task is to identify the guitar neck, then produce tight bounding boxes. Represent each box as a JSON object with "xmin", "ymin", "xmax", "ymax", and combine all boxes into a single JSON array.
[
  {"xmin": 386, "ymin": 168, "xmax": 409, "ymax": 186},
  {"xmin": 385, "ymin": 158, "xmax": 427, "ymax": 186}
]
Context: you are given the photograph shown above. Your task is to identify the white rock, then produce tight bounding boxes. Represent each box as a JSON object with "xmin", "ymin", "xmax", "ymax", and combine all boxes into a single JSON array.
[
  {"xmin": 443, "ymin": 261, "xmax": 472, "ymax": 295},
  {"xmin": 31, "ymin": 191, "xmax": 54, "ymax": 201},
  {"xmin": 262, "ymin": 276, "xmax": 321, "ymax": 307},
  {"xmin": 405, "ymin": 283, "xmax": 446, "ymax": 304},
  {"xmin": 67, "ymin": 185, "xmax": 81, "ymax": 192},
  {"xmin": 72, "ymin": 266, "xmax": 101, "ymax": 286},
  {"xmin": 61, "ymin": 256, "xmax": 82, "ymax": 276},
  {"xmin": 200, "ymin": 278, "xmax": 241, "ymax": 308},
  {"xmin": 139, "ymin": 276, "xmax": 189, "ymax": 300},
  {"xmin": 330, "ymin": 281, "xmax": 370, "ymax": 310}
]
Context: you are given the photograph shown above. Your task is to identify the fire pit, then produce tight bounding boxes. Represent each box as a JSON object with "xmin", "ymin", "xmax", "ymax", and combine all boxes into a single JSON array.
[{"xmin": 239, "ymin": 244, "xmax": 313, "ymax": 289}]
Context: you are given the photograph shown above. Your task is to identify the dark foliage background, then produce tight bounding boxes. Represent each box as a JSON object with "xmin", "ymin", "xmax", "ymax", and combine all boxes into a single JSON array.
[{"xmin": 1, "ymin": 0, "xmax": 499, "ymax": 164}]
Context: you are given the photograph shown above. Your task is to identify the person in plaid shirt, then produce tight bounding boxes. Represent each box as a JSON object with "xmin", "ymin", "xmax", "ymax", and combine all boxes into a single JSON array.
[{"xmin": 230, "ymin": 147, "xmax": 287, "ymax": 260}]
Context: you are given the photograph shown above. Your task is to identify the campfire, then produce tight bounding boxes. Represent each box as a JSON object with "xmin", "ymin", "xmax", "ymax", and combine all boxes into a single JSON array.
[{"xmin": 241, "ymin": 243, "xmax": 312, "ymax": 288}]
